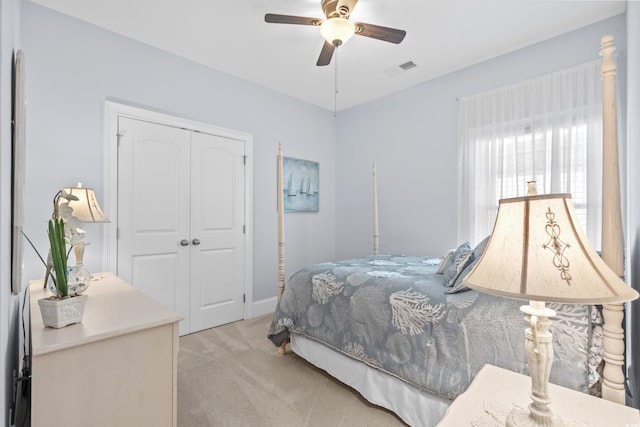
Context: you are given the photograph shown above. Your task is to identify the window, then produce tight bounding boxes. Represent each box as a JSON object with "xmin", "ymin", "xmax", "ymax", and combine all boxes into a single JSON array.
[{"xmin": 457, "ymin": 61, "xmax": 603, "ymax": 247}]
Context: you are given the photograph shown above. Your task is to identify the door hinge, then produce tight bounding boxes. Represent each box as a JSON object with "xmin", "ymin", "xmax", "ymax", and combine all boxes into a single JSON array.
[
  {"xmin": 116, "ymin": 130, "xmax": 126, "ymax": 146},
  {"xmin": 243, "ymin": 224, "xmax": 246, "ymax": 234},
  {"xmin": 243, "ymin": 155, "xmax": 247, "ymax": 165},
  {"xmin": 243, "ymin": 294, "xmax": 246, "ymax": 303}
]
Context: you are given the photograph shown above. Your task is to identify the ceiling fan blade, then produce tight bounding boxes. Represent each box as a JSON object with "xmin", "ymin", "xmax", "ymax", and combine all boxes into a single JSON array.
[
  {"xmin": 265, "ymin": 13, "xmax": 322, "ymax": 26},
  {"xmin": 316, "ymin": 41, "xmax": 335, "ymax": 66},
  {"xmin": 354, "ymin": 22, "xmax": 406, "ymax": 44}
]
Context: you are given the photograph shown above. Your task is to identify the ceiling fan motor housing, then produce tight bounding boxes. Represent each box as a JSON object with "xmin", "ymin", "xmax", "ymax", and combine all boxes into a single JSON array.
[{"xmin": 322, "ymin": 0, "xmax": 358, "ymax": 19}]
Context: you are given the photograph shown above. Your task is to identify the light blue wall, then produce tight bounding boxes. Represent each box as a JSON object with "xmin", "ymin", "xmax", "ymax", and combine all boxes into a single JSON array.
[
  {"xmin": 21, "ymin": 1, "xmax": 337, "ymax": 303},
  {"xmin": 335, "ymin": 15, "xmax": 627, "ymax": 260}
]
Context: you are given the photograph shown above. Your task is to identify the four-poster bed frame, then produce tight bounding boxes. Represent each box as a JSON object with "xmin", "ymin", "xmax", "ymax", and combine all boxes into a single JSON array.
[
  {"xmin": 273, "ymin": 35, "xmax": 632, "ymax": 418},
  {"xmin": 599, "ymin": 35, "xmax": 627, "ymax": 405}
]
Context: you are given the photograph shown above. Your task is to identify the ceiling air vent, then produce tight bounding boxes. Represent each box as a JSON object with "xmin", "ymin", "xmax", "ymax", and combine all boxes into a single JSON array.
[
  {"xmin": 383, "ymin": 61, "xmax": 418, "ymax": 77},
  {"xmin": 399, "ymin": 61, "xmax": 417, "ymax": 71}
]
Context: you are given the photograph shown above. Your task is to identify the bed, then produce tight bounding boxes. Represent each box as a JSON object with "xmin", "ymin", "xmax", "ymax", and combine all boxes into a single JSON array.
[{"xmin": 267, "ymin": 36, "xmax": 631, "ymax": 427}]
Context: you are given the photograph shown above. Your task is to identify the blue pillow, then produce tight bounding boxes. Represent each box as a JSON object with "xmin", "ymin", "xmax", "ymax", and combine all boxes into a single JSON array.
[
  {"xmin": 445, "ymin": 257, "xmax": 479, "ymax": 294},
  {"xmin": 443, "ymin": 242, "xmax": 473, "ymax": 286},
  {"xmin": 436, "ymin": 249, "xmax": 455, "ymax": 274},
  {"xmin": 473, "ymin": 235, "xmax": 490, "ymax": 260}
]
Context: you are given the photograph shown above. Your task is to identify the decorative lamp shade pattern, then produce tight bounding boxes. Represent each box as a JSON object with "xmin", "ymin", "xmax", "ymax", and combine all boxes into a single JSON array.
[
  {"xmin": 61, "ymin": 184, "xmax": 110, "ymax": 223},
  {"xmin": 463, "ymin": 193, "xmax": 638, "ymax": 304}
]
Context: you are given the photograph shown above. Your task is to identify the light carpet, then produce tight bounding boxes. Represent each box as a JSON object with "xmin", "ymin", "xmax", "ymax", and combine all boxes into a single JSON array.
[{"xmin": 178, "ymin": 314, "xmax": 407, "ymax": 426}]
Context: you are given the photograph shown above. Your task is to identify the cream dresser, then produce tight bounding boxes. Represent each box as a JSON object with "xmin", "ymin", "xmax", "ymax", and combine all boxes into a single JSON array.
[{"xmin": 29, "ymin": 273, "xmax": 182, "ymax": 427}]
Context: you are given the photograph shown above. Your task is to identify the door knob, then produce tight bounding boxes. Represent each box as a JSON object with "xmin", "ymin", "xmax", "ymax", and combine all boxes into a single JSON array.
[
  {"xmin": 180, "ymin": 239, "xmax": 190, "ymax": 246},
  {"xmin": 192, "ymin": 238, "xmax": 201, "ymax": 246}
]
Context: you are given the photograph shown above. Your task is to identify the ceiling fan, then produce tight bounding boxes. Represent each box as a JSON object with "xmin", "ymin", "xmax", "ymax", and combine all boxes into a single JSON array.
[{"xmin": 265, "ymin": 0, "xmax": 406, "ymax": 66}]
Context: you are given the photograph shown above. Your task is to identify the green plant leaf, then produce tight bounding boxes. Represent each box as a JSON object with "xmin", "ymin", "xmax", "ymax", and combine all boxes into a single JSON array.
[{"xmin": 48, "ymin": 218, "xmax": 68, "ymax": 298}]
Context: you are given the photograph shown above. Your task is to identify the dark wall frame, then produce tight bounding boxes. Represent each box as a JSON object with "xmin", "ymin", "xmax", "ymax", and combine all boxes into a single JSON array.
[{"xmin": 11, "ymin": 49, "xmax": 26, "ymax": 295}]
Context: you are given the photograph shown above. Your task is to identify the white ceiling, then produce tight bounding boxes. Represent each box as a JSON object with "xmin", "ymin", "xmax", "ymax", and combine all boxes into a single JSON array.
[{"xmin": 30, "ymin": 0, "xmax": 626, "ymax": 111}]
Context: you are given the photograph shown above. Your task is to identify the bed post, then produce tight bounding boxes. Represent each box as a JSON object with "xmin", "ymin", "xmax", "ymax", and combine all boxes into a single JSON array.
[
  {"xmin": 599, "ymin": 35, "xmax": 626, "ymax": 405},
  {"xmin": 276, "ymin": 143, "xmax": 289, "ymax": 355},
  {"xmin": 277, "ymin": 143, "xmax": 285, "ymax": 300},
  {"xmin": 373, "ymin": 162, "xmax": 379, "ymax": 255}
]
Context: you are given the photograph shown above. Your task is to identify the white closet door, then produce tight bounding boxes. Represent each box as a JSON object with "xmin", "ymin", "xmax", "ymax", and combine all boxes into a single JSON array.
[
  {"xmin": 189, "ymin": 132, "xmax": 245, "ymax": 331},
  {"xmin": 117, "ymin": 117, "xmax": 191, "ymax": 335},
  {"xmin": 117, "ymin": 116, "xmax": 247, "ymax": 335}
]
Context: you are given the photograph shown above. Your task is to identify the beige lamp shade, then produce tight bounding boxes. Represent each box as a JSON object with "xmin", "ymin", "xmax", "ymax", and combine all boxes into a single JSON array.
[
  {"xmin": 60, "ymin": 183, "xmax": 110, "ymax": 223},
  {"xmin": 463, "ymin": 192, "xmax": 638, "ymax": 304}
]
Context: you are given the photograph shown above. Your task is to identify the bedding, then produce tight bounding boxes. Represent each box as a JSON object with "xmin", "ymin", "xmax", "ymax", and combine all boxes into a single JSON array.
[{"xmin": 268, "ymin": 254, "xmax": 601, "ymax": 401}]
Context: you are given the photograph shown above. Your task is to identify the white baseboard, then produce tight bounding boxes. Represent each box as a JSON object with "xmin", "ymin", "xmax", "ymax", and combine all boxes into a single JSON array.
[{"xmin": 250, "ymin": 296, "xmax": 277, "ymax": 318}]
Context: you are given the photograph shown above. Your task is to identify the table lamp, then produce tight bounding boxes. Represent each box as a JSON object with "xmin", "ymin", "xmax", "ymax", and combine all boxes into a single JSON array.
[
  {"xmin": 53, "ymin": 183, "xmax": 109, "ymax": 292},
  {"xmin": 462, "ymin": 182, "xmax": 638, "ymax": 426}
]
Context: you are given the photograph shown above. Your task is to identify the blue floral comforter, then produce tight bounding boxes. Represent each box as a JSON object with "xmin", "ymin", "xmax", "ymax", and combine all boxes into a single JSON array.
[{"xmin": 268, "ymin": 255, "xmax": 599, "ymax": 400}]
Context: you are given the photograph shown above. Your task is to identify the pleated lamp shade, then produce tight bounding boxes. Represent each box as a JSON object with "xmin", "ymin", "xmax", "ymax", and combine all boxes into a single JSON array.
[
  {"xmin": 60, "ymin": 183, "xmax": 110, "ymax": 223},
  {"xmin": 463, "ymin": 192, "xmax": 638, "ymax": 304}
]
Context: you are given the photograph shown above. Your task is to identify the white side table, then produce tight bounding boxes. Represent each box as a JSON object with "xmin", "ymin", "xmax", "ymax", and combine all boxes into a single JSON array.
[{"xmin": 437, "ymin": 364, "xmax": 640, "ymax": 426}]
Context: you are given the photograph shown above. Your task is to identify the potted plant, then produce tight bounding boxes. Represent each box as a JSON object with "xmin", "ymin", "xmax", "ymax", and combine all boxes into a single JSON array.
[{"xmin": 31, "ymin": 191, "xmax": 89, "ymax": 328}]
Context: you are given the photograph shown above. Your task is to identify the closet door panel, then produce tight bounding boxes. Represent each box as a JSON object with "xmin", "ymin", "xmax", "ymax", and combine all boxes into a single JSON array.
[
  {"xmin": 117, "ymin": 117, "xmax": 191, "ymax": 335},
  {"xmin": 189, "ymin": 132, "xmax": 245, "ymax": 331}
]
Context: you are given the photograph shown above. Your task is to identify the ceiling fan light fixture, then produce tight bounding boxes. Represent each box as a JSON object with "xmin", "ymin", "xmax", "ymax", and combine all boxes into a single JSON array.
[{"xmin": 320, "ymin": 17, "xmax": 355, "ymax": 47}]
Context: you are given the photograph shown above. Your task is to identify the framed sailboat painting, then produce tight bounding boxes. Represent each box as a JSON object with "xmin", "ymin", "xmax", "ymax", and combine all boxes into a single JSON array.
[{"xmin": 283, "ymin": 157, "xmax": 319, "ymax": 212}]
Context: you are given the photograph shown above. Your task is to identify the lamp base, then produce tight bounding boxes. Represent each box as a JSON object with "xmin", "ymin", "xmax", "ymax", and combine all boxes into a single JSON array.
[{"xmin": 506, "ymin": 407, "xmax": 566, "ymax": 427}]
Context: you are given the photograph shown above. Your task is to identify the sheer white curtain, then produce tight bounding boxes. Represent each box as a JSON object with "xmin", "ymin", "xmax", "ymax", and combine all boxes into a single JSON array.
[{"xmin": 457, "ymin": 60, "xmax": 603, "ymax": 247}]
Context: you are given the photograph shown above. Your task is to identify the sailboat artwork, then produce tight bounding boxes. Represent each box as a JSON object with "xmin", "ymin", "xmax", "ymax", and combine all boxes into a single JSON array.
[{"xmin": 283, "ymin": 156, "xmax": 319, "ymax": 212}]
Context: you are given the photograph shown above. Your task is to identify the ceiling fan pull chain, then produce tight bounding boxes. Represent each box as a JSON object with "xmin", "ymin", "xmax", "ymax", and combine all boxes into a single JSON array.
[{"xmin": 334, "ymin": 49, "xmax": 339, "ymax": 115}]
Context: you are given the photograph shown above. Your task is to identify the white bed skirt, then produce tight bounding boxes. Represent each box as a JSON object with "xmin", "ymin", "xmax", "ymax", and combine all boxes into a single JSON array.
[{"xmin": 291, "ymin": 333, "xmax": 452, "ymax": 427}]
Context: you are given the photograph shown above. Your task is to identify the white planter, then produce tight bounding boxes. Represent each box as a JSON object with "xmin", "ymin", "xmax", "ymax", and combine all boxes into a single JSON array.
[{"xmin": 38, "ymin": 294, "xmax": 88, "ymax": 328}]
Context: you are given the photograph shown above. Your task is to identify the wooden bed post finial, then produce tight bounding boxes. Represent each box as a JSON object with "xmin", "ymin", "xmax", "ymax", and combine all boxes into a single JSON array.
[
  {"xmin": 599, "ymin": 35, "xmax": 627, "ymax": 405},
  {"xmin": 600, "ymin": 35, "xmax": 616, "ymax": 80}
]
